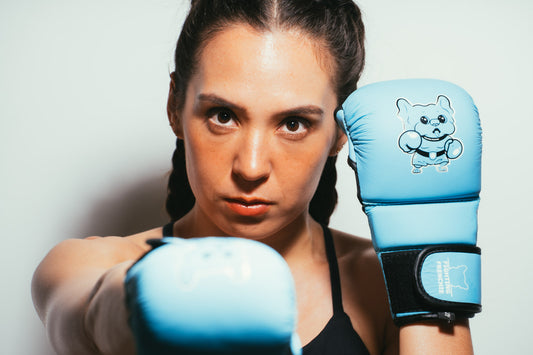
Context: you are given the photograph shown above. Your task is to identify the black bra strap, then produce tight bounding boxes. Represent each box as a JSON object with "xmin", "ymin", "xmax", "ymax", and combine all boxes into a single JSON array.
[
  {"xmin": 321, "ymin": 224, "xmax": 344, "ymax": 314},
  {"xmin": 162, "ymin": 222, "xmax": 175, "ymax": 237}
]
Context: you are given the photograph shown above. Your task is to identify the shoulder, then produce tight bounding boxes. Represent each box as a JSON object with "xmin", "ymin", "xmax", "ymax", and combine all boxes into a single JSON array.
[
  {"xmin": 330, "ymin": 228, "xmax": 399, "ymax": 354},
  {"xmin": 329, "ymin": 228, "xmax": 384, "ymax": 315},
  {"xmin": 329, "ymin": 228, "xmax": 384, "ymax": 303},
  {"xmin": 330, "ymin": 228, "xmax": 387, "ymax": 316},
  {"xmin": 329, "ymin": 228, "xmax": 377, "ymax": 273}
]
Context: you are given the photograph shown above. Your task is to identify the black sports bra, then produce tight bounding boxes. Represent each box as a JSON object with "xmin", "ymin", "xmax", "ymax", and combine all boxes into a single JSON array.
[{"xmin": 161, "ymin": 223, "xmax": 370, "ymax": 355}]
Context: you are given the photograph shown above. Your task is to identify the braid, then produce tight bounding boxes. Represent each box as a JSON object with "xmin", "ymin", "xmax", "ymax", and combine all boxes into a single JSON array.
[
  {"xmin": 166, "ymin": 138, "xmax": 195, "ymax": 221},
  {"xmin": 309, "ymin": 156, "xmax": 338, "ymax": 225}
]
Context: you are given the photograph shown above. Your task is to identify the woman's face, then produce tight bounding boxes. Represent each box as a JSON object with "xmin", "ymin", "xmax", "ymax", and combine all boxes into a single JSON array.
[{"xmin": 174, "ymin": 24, "xmax": 343, "ymax": 239}]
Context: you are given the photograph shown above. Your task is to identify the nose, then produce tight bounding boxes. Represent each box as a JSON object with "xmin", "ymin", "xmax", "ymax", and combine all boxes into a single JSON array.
[
  {"xmin": 232, "ymin": 130, "xmax": 271, "ymax": 188},
  {"xmin": 430, "ymin": 119, "xmax": 440, "ymax": 126}
]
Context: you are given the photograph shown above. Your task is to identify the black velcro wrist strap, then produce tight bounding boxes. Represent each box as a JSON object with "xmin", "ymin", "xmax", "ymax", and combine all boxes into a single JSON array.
[{"xmin": 379, "ymin": 244, "xmax": 481, "ymax": 326}]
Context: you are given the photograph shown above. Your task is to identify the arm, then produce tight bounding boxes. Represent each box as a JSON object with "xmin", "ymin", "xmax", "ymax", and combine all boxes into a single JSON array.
[
  {"xmin": 399, "ymin": 320, "xmax": 473, "ymax": 355},
  {"xmin": 380, "ymin": 312, "xmax": 473, "ymax": 355},
  {"xmin": 31, "ymin": 236, "xmax": 146, "ymax": 354}
]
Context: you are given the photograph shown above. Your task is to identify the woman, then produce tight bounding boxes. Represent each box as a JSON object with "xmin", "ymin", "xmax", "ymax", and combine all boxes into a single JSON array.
[{"xmin": 32, "ymin": 0, "xmax": 474, "ymax": 354}]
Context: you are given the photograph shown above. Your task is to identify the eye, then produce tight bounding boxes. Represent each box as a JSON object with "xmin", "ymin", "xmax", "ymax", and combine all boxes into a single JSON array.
[
  {"xmin": 211, "ymin": 109, "xmax": 234, "ymax": 125},
  {"xmin": 438, "ymin": 115, "xmax": 446, "ymax": 123},
  {"xmin": 205, "ymin": 108, "xmax": 238, "ymax": 133},
  {"xmin": 207, "ymin": 108, "xmax": 237, "ymax": 125},
  {"xmin": 420, "ymin": 116, "xmax": 429, "ymax": 124},
  {"xmin": 278, "ymin": 117, "xmax": 310, "ymax": 139},
  {"xmin": 285, "ymin": 119, "xmax": 302, "ymax": 132}
]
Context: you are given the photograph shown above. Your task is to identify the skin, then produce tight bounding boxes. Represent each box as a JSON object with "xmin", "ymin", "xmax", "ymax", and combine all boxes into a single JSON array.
[{"xmin": 32, "ymin": 25, "xmax": 473, "ymax": 355}]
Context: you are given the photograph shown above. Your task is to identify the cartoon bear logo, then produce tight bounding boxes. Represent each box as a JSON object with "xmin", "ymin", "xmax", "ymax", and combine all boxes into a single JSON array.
[{"xmin": 397, "ymin": 95, "xmax": 463, "ymax": 173}]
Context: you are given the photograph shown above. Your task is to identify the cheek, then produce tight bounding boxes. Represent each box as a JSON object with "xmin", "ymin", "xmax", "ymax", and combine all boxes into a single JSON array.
[
  {"xmin": 183, "ymin": 128, "xmax": 227, "ymax": 196},
  {"xmin": 414, "ymin": 122, "xmax": 425, "ymax": 133},
  {"xmin": 275, "ymin": 124, "xmax": 337, "ymax": 204},
  {"xmin": 444, "ymin": 122, "xmax": 455, "ymax": 133},
  {"xmin": 275, "ymin": 143, "xmax": 330, "ymax": 205}
]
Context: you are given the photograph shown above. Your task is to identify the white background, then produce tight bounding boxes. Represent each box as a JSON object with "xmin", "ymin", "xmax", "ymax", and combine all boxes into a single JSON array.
[{"xmin": 1, "ymin": 0, "xmax": 531, "ymax": 354}]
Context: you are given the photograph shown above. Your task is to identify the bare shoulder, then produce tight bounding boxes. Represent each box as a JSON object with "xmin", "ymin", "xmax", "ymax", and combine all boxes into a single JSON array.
[
  {"xmin": 329, "ymin": 228, "xmax": 387, "ymax": 302},
  {"xmin": 330, "ymin": 228, "xmax": 399, "ymax": 354},
  {"xmin": 330, "ymin": 228, "xmax": 386, "ymax": 314},
  {"xmin": 329, "ymin": 228, "xmax": 377, "ymax": 270}
]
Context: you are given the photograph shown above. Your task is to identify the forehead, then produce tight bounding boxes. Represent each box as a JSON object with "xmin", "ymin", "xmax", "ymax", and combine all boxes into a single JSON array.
[{"xmin": 190, "ymin": 25, "xmax": 336, "ymax": 106}]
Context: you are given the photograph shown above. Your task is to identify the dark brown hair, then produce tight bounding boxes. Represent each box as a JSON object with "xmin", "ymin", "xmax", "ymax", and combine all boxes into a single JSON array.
[{"xmin": 166, "ymin": 0, "xmax": 365, "ymax": 225}]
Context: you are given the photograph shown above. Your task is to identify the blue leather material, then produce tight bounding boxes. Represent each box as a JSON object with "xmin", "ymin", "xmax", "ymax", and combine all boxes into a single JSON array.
[
  {"xmin": 126, "ymin": 237, "xmax": 301, "ymax": 355},
  {"xmin": 336, "ymin": 79, "xmax": 481, "ymax": 204},
  {"xmin": 366, "ymin": 199, "xmax": 479, "ymax": 250},
  {"xmin": 420, "ymin": 251, "xmax": 481, "ymax": 305}
]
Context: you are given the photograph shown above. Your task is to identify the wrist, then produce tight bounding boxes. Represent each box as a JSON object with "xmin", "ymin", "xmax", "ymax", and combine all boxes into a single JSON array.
[
  {"xmin": 399, "ymin": 316, "xmax": 470, "ymax": 329},
  {"xmin": 399, "ymin": 318, "xmax": 473, "ymax": 355}
]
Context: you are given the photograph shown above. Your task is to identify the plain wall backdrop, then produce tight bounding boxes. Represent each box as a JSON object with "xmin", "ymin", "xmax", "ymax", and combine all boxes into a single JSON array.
[{"xmin": 1, "ymin": 0, "xmax": 531, "ymax": 354}]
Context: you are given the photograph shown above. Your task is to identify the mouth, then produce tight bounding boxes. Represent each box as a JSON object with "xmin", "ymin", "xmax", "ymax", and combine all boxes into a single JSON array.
[
  {"xmin": 422, "ymin": 132, "xmax": 448, "ymax": 141},
  {"xmin": 224, "ymin": 197, "xmax": 273, "ymax": 217}
]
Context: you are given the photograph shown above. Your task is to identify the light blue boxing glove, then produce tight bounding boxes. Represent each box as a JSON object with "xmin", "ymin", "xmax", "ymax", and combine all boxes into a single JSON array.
[
  {"xmin": 125, "ymin": 237, "xmax": 302, "ymax": 355},
  {"xmin": 335, "ymin": 79, "xmax": 482, "ymax": 325}
]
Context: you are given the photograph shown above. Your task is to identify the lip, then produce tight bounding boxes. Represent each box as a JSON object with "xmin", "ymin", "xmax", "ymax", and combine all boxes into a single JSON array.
[{"xmin": 224, "ymin": 197, "xmax": 273, "ymax": 217}]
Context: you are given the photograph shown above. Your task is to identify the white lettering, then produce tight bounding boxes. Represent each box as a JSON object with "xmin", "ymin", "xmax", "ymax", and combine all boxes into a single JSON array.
[
  {"xmin": 437, "ymin": 261, "xmax": 444, "ymax": 294},
  {"xmin": 443, "ymin": 259, "xmax": 452, "ymax": 296}
]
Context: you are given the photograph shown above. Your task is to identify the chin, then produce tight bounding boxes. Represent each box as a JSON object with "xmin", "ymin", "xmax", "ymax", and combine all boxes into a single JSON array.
[
  {"xmin": 218, "ymin": 213, "xmax": 305, "ymax": 242},
  {"xmin": 219, "ymin": 220, "xmax": 277, "ymax": 240}
]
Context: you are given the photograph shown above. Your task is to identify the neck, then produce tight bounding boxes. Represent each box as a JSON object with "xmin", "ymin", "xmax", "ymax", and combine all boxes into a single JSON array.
[
  {"xmin": 173, "ymin": 204, "xmax": 325, "ymax": 264},
  {"xmin": 260, "ymin": 215, "xmax": 325, "ymax": 264}
]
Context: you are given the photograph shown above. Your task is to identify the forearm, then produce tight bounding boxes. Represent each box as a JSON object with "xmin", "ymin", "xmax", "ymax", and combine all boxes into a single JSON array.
[
  {"xmin": 399, "ymin": 319, "xmax": 473, "ymax": 355},
  {"xmin": 84, "ymin": 261, "xmax": 136, "ymax": 355}
]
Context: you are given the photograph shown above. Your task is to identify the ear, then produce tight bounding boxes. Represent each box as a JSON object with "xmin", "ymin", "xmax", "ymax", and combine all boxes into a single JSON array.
[
  {"xmin": 396, "ymin": 98, "xmax": 411, "ymax": 119},
  {"xmin": 167, "ymin": 72, "xmax": 183, "ymax": 139},
  {"xmin": 329, "ymin": 125, "xmax": 348, "ymax": 156},
  {"xmin": 437, "ymin": 95, "xmax": 454, "ymax": 114}
]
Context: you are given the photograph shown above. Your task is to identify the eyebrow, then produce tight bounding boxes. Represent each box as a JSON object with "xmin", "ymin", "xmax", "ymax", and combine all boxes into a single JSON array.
[
  {"xmin": 197, "ymin": 93, "xmax": 324, "ymax": 117},
  {"xmin": 278, "ymin": 106, "xmax": 324, "ymax": 117},
  {"xmin": 197, "ymin": 94, "xmax": 245, "ymax": 112}
]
